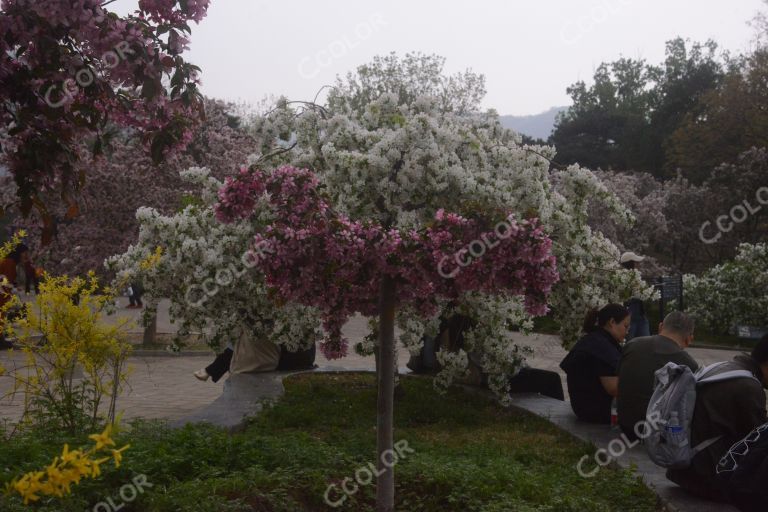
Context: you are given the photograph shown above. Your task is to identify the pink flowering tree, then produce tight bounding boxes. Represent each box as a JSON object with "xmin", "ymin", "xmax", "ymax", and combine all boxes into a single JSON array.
[
  {"xmin": 0, "ymin": 0, "xmax": 209, "ymax": 239},
  {"xmin": 216, "ymin": 164, "xmax": 559, "ymax": 511},
  {"xmin": 2, "ymin": 98, "xmax": 259, "ymax": 278}
]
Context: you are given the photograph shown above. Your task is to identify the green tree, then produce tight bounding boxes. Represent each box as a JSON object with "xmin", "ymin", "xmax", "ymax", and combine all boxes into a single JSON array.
[
  {"xmin": 666, "ymin": 50, "xmax": 768, "ymax": 182},
  {"xmin": 552, "ymin": 39, "xmax": 725, "ymax": 178}
]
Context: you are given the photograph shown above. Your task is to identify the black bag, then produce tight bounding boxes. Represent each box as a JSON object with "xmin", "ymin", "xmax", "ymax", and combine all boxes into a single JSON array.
[
  {"xmin": 715, "ymin": 422, "xmax": 768, "ymax": 512},
  {"xmin": 277, "ymin": 343, "xmax": 316, "ymax": 371}
]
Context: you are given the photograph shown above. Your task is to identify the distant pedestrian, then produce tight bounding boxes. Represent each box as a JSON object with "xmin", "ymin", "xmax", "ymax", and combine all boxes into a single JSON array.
[
  {"xmin": 620, "ymin": 251, "xmax": 650, "ymax": 340},
  {"xmin": 126, "ymin": 282, "xmax": 144, "ymax": 309}
]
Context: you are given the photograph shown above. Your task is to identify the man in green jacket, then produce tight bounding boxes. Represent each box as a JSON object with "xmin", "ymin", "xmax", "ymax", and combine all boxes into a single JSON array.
[
  {"xmin": 666, "ymin": 336, "xmax": 768, "ymax": 502},
  {"xmin": 617, "ymin": 311, "xmax": 699, "ymax": 440}
]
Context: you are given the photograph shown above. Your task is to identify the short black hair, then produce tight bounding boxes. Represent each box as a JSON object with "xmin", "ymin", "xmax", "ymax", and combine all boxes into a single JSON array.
[
  {"xmin": 583, "ymin": 303, "xmax": 630, "ymax": 333},
  {"xmin": 751, "ymin": 334, "xmax": 768, "ymax": 364}
]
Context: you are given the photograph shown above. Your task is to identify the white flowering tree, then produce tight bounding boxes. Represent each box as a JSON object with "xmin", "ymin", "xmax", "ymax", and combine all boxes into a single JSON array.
[
  {"xmin": 252, "ymin": 53, "xmax": 652, "ymax": 360},
  {"xmin": 106, "ymin": 167, "xmax": 322, "ymax": 352},
  {"xmin": 685, "ymin": 243, "xmax": 768, "ymax": 334},
  {"xmin": 210, "ymin": 53, "xmax": 654, "ymax": 511}
]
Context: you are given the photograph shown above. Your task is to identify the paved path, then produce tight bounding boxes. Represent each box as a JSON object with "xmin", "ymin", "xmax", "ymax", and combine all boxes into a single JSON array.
[
  {"xmin": 0, "ymin": 300, "xmax": 749, "ymax": 424},
  {"xmin": 507, "ymin": 393, "xmax": 739, "ymax": 512}
]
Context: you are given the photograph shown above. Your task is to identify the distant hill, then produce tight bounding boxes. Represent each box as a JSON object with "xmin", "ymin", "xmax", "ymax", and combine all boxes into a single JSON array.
[{"xmin": 499, "ymin": 106, "xmax": 568, "ymax": 141}]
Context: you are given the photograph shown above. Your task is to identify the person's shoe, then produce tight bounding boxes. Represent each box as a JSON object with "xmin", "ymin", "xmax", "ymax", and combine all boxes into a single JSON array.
[{"xmin": 193, "ymin": 369, "xmax": 210, "ymax": 381}]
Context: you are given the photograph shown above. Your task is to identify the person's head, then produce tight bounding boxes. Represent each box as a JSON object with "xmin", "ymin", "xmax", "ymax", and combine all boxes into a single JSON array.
[
  {"xmin": 583, "ymin": 303, "xmax": 631, "ymax": 342},
  {"xmin": 751, "ymin": 334, "xmax": 768, "ymax": 388},
  {"xmin": 620, "ymin": 252, "xmax": 644, "ymax": 271},
  {"xmin": 9, "ymin": 243, "xmax": 29, "ymax": 264},
  {"xmin": 658, "ymin": 311, "xmax": 695, "ymax": 348}
]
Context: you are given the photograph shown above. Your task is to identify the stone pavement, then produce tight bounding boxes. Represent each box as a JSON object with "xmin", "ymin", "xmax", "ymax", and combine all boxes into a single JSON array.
[
  {"xmin": 0, "ymin": 313, "xmax": 412, "ymax": 424},
  {"xmin": 0, "ymin": 306, "xmax": 749, "ymax": 424},
  {"xmin": 507, "ymin": 393, "xmax": 739, "ymax": 512}
]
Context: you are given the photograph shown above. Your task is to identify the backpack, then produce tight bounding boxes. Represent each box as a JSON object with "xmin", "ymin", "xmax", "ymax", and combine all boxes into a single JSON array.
[
  {"xmin": 715, "ymin": 422, "xmax": 768, "ymax": 512},
  {"xmin": 644, "ymin": 361, "xmax": 759, "ymax": 469}
]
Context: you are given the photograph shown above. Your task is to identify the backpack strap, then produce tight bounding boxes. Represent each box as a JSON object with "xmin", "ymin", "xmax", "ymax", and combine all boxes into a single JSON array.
[
  {"xmin": 692, "ymin": 436, "xmax": 722, "ymax": 456},
  {"xmin": 698, "ymin": 369, "xmax": 759, "ymax": 385},
  {"xmin": 696, "ymin": 362, "xmax": 760, "ymax": 385}
]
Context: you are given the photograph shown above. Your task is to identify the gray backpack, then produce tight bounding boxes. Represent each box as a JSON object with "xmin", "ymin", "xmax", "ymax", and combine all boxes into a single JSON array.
[{"xmin": 644, "ymin": 361, "xmax": 759, "ymax": 469}]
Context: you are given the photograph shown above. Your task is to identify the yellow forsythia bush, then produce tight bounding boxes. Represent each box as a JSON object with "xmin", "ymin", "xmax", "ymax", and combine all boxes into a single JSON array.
[{"xmin": 0, "ymin": 273, "xmax": 132, "ymax": 435}]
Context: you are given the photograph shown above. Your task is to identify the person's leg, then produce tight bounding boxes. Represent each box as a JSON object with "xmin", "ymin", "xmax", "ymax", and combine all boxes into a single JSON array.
[
  {"xmin": 509, "ymin": 368, "xmax": 565, "ymax": 401},
  {"xmin": 203, "ymin": 348, "xmax": 234, "ymax": 383}
]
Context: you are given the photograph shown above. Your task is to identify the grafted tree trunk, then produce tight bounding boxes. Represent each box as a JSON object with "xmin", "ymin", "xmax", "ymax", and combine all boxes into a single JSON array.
[
  {"xmin": 376, "ymin": 275, "xmax": 397, "ymax": 512},
  {"xmin": 143, "ymin": 314, "xmax": 157, "ymax": 345}
]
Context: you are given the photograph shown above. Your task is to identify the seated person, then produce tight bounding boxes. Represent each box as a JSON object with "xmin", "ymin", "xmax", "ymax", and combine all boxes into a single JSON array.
[
  {"xmin": 560, "ymin": 304, "xmax": 630, "ymax": 424},
  {"xmin": 666, "ymin": 335, "xmax": 768, "ymax": 503},
  {"xmin": 195, "ymin": 333, "xmax": 316, "ymax": 382},
  {"xmin": 617, "ymin": 311, "xmax": 699, "ymax": 440},
  {"xmin": 508, "ymin": 366, "xmax": 564, "ymax": 401}
]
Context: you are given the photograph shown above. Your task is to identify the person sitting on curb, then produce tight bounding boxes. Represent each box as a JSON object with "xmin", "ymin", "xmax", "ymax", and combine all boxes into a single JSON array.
[
  {"xmin": 194, "ymin": 332, "xmax": 317, "ymax": 382},
  {"xmin": 666, "ymin": 335, "xmax": 768, "ymax": 503},
  {"xmin": 617, "ymin": 311, "xmax": 699, "ymax": 441},
  {"xmin": 560, "ymin": 304, "xmax": 630, "ymax": 424}
]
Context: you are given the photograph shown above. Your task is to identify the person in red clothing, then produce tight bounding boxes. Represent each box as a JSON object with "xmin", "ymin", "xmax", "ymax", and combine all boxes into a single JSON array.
[{"xmin": 0, "ymin": 243, "xmax": 29, "ymax": 349}]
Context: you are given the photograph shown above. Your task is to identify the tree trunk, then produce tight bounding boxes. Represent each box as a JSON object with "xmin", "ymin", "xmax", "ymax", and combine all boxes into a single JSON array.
[
  {"xmin": 376, "ymin": 275, "xmax": 397, "ymax": 512},
  {"xmin": 143, "ymin": 314, "xmax": 157, "ymax": 345}
]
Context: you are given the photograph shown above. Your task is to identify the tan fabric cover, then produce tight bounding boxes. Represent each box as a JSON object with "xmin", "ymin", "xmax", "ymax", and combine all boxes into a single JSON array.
[{"xmin": 229, "ymin": 328, "xmax": 280, "ymax": 374}]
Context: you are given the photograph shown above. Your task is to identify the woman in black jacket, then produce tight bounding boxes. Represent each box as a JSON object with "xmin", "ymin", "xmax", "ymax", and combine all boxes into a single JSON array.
[{"xmin": 560, "ymin": 303, "xmax": 630, "ymax": 424}]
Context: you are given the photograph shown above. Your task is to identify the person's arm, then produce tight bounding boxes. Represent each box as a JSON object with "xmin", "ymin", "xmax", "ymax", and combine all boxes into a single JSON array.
[
  {"xmin": 681, "ymin": 352, "xmax": 699, "ymax": 372},
  {"xmin": 600, "ymin": 376, "xmax": 619, "ymax": 397}
]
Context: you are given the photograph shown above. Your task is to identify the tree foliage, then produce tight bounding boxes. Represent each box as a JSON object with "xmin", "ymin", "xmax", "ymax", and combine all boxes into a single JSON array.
[{"xmin": 0, "ymin": 0, "xmax": 210, "ymax": 238}]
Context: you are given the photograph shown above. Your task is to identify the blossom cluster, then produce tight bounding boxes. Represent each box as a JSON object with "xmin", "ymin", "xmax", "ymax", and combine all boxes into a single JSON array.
[
  {"xmin": 216, "ymin": 165, "xmax": 559, "ymax": 360},
  {"xmin": 685, "ymin": 243, "xmax": 768, "ymax": 333},
  {"xmin": 6, "ymin": 424, "xmax": 129, "ymax": 505},
  {"xmin": 108, "ymin": 168, "xmax": 322, "ymax": 353}
]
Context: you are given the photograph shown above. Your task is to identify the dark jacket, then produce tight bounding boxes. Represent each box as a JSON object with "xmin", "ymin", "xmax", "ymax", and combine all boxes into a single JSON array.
[
  {"xmin": 617, "ymin": 335, "xmax": 699, "ymax": 439},
  {"xmin": 560, "ymin": 328, "xmax": 622, "ymax": 424},
  {"xmin": 667, "ymin": 355, "xmax": 767, "ymax": 501}
]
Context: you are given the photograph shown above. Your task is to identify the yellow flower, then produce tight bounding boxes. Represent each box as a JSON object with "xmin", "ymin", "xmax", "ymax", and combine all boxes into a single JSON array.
[
  {"xmin": 6, "ymin": 425, "xmax": 130, "ymax": 503},
  {"xmin": 89, "ymin": 424, "xmax": 116, "ymax": 450},
  {"xmin": 111, "ymin": 444, "xmax": 130, "ymax": 468}
]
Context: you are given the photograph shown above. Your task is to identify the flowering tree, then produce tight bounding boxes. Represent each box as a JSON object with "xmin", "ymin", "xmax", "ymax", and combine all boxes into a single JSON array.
[
  {"xmin": 218, "ymin": 53, "xmax": 651, "ymax": 511},
  {"xmin": 685, "ymin": 243, "xmax": 768, "ymax": 334},
  {"xmin": 589, "ymin": 147, "xmax": 768, "ymax": 274},
  {"xmin": 253, "ymin": 55, "xmax": 652, "ymax": 350},
  {"xmin": 3, "ymin": 98, "xmax": 260, "ymax": 278},
  {"xmin": 216, "ymin": 164, "xmax": 559, "ymax": 511},
  {"xmin": 107, "ymin": 167, "xmax": 322, "ymax": 352},
  {"xmin": 0, "ymin": 0, "xmax": 209, "ymax": 236}
]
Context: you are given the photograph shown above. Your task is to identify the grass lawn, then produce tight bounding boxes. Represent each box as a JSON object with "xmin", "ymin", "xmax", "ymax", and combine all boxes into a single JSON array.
[{"xmin": 0, "ymin": 374, "xmax": 660, "ymax": 511}]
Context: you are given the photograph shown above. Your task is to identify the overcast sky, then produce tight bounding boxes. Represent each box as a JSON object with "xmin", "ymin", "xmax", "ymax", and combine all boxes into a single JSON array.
[{"xmin": 113, "ymin": 0, "xmax": 764, "ymax": 116}]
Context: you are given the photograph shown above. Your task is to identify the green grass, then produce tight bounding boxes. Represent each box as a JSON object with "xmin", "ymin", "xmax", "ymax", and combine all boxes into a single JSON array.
[{"xmin": 0, "ymin": 374, "xmax": 660, "ymax": 511}]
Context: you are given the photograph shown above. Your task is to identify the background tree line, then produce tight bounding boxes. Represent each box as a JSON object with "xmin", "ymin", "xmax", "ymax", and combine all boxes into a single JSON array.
[{"xmin": 546, "ymin": 21, "xmax": 768, "ymax": 273}]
